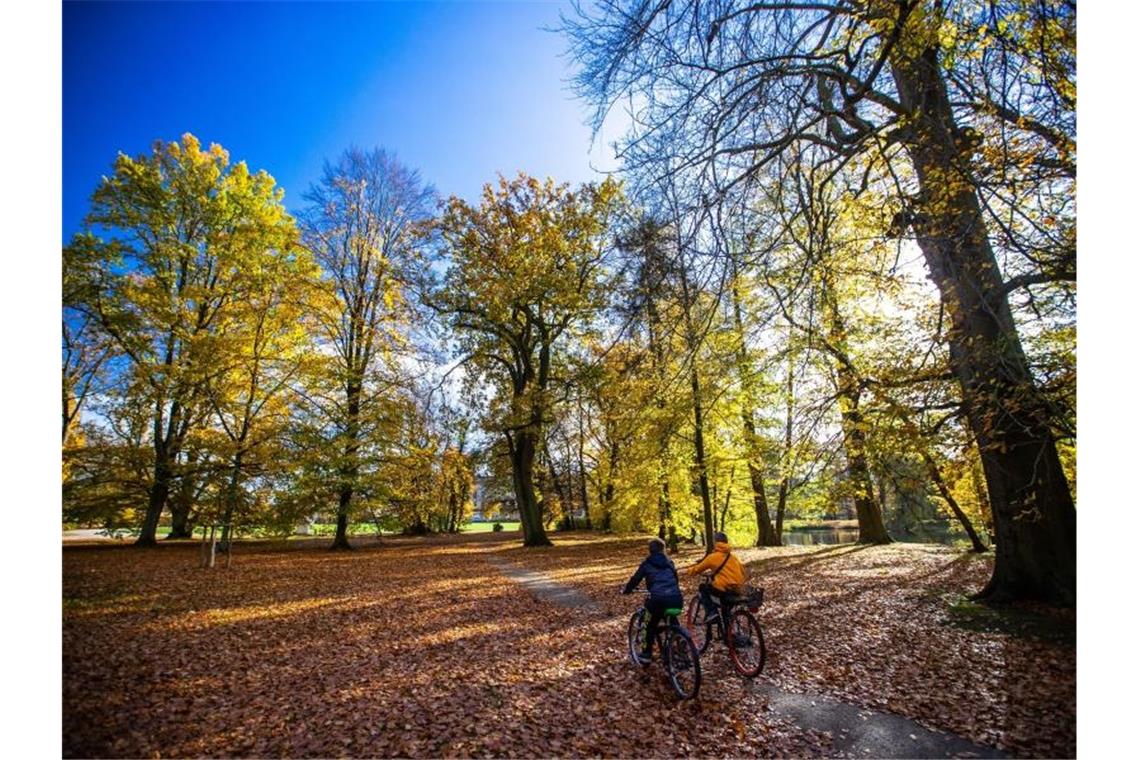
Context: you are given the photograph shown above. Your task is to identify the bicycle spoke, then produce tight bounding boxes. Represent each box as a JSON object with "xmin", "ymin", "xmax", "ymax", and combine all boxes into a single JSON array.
[
  {"xmin": 628, "ymin": 609, "xmax": 649, "ymax": 665},
  {"xmin": 663, "ymin": 629, "xmax": 701, "ymax": 700},
  {"xmin": 726, "ymin": 609, "xmax": 766, "ymax": 677}
]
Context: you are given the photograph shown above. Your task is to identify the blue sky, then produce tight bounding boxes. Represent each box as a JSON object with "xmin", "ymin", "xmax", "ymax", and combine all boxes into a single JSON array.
[{"xmin": 63, "ymin": 0, "xmax": 619, "ymax": 236}]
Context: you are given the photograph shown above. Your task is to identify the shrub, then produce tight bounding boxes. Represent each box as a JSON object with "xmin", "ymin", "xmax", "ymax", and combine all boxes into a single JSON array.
[{"xmin": 492, "ymin": 522, "xmax": 503, "ymax": 532}]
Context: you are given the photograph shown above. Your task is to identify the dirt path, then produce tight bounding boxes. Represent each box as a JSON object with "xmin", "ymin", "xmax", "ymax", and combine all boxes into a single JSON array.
[
  {"xmin": 485, "ymin": 554, "xmax": 604, "ymax": 613},
  {"xmin": 489, "ymin": 552, "xmax": 1005, "ymax": 759}
]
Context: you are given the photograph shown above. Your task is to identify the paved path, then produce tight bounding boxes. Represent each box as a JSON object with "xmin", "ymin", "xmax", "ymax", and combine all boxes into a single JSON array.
[
  {"xmin": 485, "ymin": 554, "xmax": 603, "ymax": 613},
  {"xmin": 489, "ymin": 555, "xmax": 1005, "ymax": 759},
  {"xmin": 750, "ymin": 682, "xmax": 1004, "ymax": 758},
  {"xmin": 62, "ymin": 529, "xmax": 127, "ymax": 542}
]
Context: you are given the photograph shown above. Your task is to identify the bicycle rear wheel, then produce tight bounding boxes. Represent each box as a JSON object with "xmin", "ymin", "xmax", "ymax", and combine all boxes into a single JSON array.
[
  {"xmin": 726, "ymin": 608, "xmax": 766, "ymax": 677},
  {"xmin": 685, "ymin": 592, "xmax": 714, "ymax": 654},
  {"xmin": 627, "ymin": 608, "xmax": 649, "ymax": 664},
  {"xmin": 662, "ymin": 627, "xmax": 701, "ymax": 700}
]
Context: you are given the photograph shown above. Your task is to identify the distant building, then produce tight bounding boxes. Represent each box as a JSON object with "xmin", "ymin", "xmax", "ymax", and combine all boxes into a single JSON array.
[{"xmin": 471, "ymin": 475, "xmax": 519, "ymax": 521}]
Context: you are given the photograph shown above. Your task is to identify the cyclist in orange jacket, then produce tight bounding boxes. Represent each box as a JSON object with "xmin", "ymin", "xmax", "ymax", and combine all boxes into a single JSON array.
[{"xmin": 685, "ymin": 532, "xmax": 746, "ymax": 620}]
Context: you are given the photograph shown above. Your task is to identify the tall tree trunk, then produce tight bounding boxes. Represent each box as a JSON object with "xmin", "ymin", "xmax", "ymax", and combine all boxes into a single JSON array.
[
  {"xmin": 218, "ymin": 452, "xmax": 244, "ymax": 547},
  {"xmin": 138, "ymin": 399, "xmax": 184, "ymax": 546},
  {"xmin": 167, "ymin": 449, "xmax": 200, "ymax": 540},
  {"xmin": 137, "ymin": 456, "xmax": 171, "ymax": 547},
  {"xmin": 601, "ymin": 438, "xmax": 620, "ymax": 532},
  {"xmin": 447, "ymin": 486, "xmax": 460, "ymax": 533},
  {"xmin": 675, "ymin": 244, "xmax": 715, "ymax": 553},
  {"xmin": 820, "ymin": 256, "xmax": 891, "ymax": 544},
  {"xmin": 168, "ymin": 504, "xmax": 193, "ymax": 539},
  {"xmin": 576, "ymin": 391, "xmax": 592, "ymax": 530},
  {"xmin": 138, "ymin": 322, "xmax": 191, "ymax": 547},
  {"xmin": 729, "ymin": 265, "xmax": 779, "ymax": 547},
  {"xmin": 775, "ymin": 478, "xmax": 789, "ymax": 540},
  {"xmin": 601, "ymin": 485, "xmax": 613, "ymax": 532},
  {"xmin": 746, "ymin": 438, "xmax": 778, "ymax": 546},
  {"xmin": 508, "ymin": 341, "xmax": 554, "ymax": 547},
  {"xmin": 643, "ymin": 274, "xmax": 680, "ymax": 547},
  {"xmin": 508, "ymin": 429, "xmax": 552, "ymax": 546},
  {"xmin": 689, "ymin": 362, "xmax": 715, "ymax": 553},
  {"xmin": 167, "ymin": 477, "xmax": 195, "ymax": 540},
  {"xmin": 774, "ymin": 342, "xmax": 795, "ymax": 544},
  {"xmin": 838, "ymin": 392, "xmax": 892, "ymax": 544},
  {"xmin": 892, "ymin": 49, "xmax": 1075, "ymax": 605},
  {"xmin": 923, "ymin": 452, "xmax": 987, "ymax": 553},
  {"xmin": 332, "ymin": 382, "xmax": 362, "ymax": 551},
  {"xmin": 545, "ymin": 440, "xmax": 572, "ymax": 530},
  {"xmin": 718, "ymin": 465, "xmax": 734, "ymax": 533},
  {"xmin": 331, "ymin": 484, "xmax": 354, "ymax": 550}
]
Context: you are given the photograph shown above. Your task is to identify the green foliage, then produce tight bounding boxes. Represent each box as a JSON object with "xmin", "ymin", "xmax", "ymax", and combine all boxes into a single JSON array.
[
  {"xmin": 62, "ymin": 134, "xmax": 307, "ymax": 540},
  {"xmin": 431, "ymin": 173, "xmax": 623, "ymax": 544}
]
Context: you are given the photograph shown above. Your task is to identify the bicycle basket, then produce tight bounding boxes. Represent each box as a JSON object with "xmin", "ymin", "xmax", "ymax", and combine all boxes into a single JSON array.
[{"xmin": 741, "ymin": 585, "xmax": 764, "ymax": 609}]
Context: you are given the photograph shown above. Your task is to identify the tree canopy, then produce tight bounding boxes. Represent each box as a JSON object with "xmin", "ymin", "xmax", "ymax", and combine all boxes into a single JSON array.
[{"xmin": 63, "ymin": 1, "xmax": 1076, "ymax": 607}]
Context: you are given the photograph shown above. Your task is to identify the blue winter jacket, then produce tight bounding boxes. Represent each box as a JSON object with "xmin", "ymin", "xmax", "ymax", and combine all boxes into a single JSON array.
[{"xmin": 623, "ymin": 552, "xmax": 683, "ymax": 603}]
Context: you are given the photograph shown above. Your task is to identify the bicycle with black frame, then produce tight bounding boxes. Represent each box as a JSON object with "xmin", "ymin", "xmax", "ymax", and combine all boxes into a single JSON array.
[
  {"xmin": 685, "ymin": 577, "xmax": 766, "ymax": 677},
  {"xmin": 627, "ymin": 591, "xmax": 702, "ymax": 700}
]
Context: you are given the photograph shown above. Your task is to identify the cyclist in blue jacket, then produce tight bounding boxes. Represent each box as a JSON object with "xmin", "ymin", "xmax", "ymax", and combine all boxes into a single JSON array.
[{"xmin": 622, "ymin": 537, "xmax": 684, "ymax": 663}]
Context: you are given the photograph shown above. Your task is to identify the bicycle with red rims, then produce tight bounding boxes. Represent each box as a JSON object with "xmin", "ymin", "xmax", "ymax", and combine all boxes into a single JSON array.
[{"xmin": 685, "ymin": 578, "xmax": 766, "ymax": 677}]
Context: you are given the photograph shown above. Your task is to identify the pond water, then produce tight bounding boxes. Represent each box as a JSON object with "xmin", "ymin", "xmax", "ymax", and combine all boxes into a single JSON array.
[
  {"xmin": 781, "ymin": 524, "xmax": 958, "ymax": 545},
  {"xmin": 781, "ymin": 527, "xmax": 861, "ymax": 546}
]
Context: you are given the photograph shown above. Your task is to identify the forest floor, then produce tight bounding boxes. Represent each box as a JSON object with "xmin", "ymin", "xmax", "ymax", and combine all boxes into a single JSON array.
[{"xmin": 62, "ymin": 532, "xmax": 1075, "ymax": 758}]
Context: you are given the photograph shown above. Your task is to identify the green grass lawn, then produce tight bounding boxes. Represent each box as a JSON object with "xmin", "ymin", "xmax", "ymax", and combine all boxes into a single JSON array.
[
  {"xmin": 291, "ymin": 521, "xmax": 521, "ymax": 536},
  {"xmin": 461, "ymin": 521, "xmax": 521, "ymax": 533}
]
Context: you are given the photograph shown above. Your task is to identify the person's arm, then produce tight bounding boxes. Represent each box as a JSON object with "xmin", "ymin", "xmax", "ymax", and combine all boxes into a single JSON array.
[
  {"xmin": 623, "ymin": 561, "xmax": 647, "ymax": 594},
  {"xmin": 685, "ymin": 552, "xmax": 717, "ymax": 576}
]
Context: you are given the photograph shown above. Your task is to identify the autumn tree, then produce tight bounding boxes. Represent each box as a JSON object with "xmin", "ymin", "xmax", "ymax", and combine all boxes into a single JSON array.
[
  {"xmin": 208, "ymin": 243, "xmax": 321, "ymax": 546},
  {"xmin": 431, "ymin": 173, "xmax": 622, "ymax": 547},
  {"xmin": 643, "ymin": 192, "xmax": 722, "ymax": 554},
  {"xmin": 614, "ymin": 218, "xmax": 687, "ymax": 545},
  {"xmin": 298, "ymin": 147, "xmax": 434, "ymax": 549},
  {"xmin": 726, "ymin": 254, "xmax": 781, "ymax": 547},
  {"xmin": 576, "ymin": 341, "xmax": 652, "ymax": 533},
  {"xmin": 439, "ymin": 444, "xmax": 476, "ymax": 533},
  {"xmin": 64, "ymin": 134, "xmax": 302, "ymax": 546},
  {"xmin": 565, "ymin": 0, "xmax": 1076, "ymax": 603}
]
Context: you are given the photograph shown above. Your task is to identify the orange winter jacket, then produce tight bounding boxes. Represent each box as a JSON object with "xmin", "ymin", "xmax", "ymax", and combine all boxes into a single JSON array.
[{"xmin": 686, "ymin": 542, "xmax": 746, "ymax": 592}]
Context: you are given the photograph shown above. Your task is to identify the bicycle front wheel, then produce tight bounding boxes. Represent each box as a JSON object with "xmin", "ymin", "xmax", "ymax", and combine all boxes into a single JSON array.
[
  {"xmin": 726, "ymin": 608, "xmax": 766, "ymax": 677},
  {"xmin": 662, "ymin": 627, "xmax": 701, "ymax": 700},
  {"xmin": 627, "ymin": 608, "xmax": 649, "ymax": 665}
]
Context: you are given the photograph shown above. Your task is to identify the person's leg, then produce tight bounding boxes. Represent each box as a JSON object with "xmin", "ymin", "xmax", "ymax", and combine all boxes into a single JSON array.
[
  {"xmin": 643, "ymin": 599, "xmax": 666, "ymax": 659},
  {"xmin": 709, "ymin": 587, "xmax": 730, "ymax": 633},
  {"xmin": 716, "ymin": 589, "xmax": 750, "ymax": 646},
  {"xmin": 699, "ymin": 584, "xmax": 718, "ymax": 619}
]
